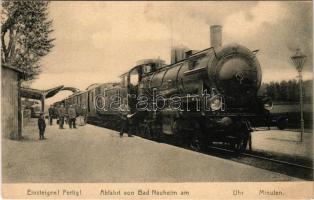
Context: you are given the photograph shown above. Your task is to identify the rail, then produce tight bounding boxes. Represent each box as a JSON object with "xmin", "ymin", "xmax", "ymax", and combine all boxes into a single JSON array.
[{"xmin": 209, "ymin": 146, "xmax": 313, "ymax": 170}]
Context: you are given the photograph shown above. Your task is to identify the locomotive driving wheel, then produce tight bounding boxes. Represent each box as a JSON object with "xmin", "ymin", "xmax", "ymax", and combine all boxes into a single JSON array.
[
  {"xmin": 190, "ymin": 133, "xmax": 210, "ymax": 152},
  {"xmin": 140, "ymin": 119, "xmax": 162, "ymax": 141},
  {"xmin": 231, "ymin": 132, "xmax": 249, "ymax": 152},
  {"xmin": 140, "ymin": 122, "xmax": 151, "ymax": 139},
  {"xmin": 144, "ymin": 125, "xmax": 153, "ymax": 139}
]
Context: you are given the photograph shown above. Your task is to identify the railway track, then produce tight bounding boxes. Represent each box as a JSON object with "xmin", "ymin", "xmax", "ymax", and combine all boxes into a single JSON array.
[
  {"xmin": 193, "ymin": 145, "xmax": 313, "ymax": 180},
  {"xmin": 88, "ymin": 119, "xmax": 313, "ymax": 180},
  {"xmin": 137, "ymin": 133, "xmax": 313, "ymax": 181},
  {"xmin": 209, "ymin": 146, "xmax": 313, "ymax": 170}
]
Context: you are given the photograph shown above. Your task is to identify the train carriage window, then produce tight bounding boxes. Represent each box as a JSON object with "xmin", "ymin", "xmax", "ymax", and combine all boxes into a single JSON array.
[
  {"xmin": 121, "ymin": 76, "xmax": 125, "ymax": 86},
  {"xmin": 130, "ymin": 70, "xmax": 139, "ymax": 86},
  {"xmin": 96, "ymin": 95, "xmax": 104, "ymax": 108},
  {"xmin": 87, "ymin": 92, "xmax": 91, "ymax": 112},
  {"xmin": 96, "ymin": 87, "xmax": 101, "ymax": 95}
]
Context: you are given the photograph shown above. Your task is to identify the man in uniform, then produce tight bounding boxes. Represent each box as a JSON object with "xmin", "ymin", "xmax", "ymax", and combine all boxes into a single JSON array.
[
  {"xmin": 48, "ymin": 105, "xmax": 54, "ymax": 125},
  {"xmin": 68, "ymin": 104, "xmax": 77, "ymax": 129},
  {"xmin": 38, "ymin": 112, "xmax": 46, "ymax": 140},
  {"xmin": 80, "ymin": 105, "xmax": 87, "ymax": 125},
  {"xmin": 119, "ymin": 100, "xmax": 132, "ymax": 137},
  {"xmin": 58, "ymin": 104, "xmax": 66, "ymax": 129}
]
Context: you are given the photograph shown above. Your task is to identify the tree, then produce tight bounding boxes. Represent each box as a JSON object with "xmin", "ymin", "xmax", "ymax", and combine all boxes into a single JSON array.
[
  {"xmin": 288, "ymin": 80, "xmax": 298, "ymax": 102},
  {"xmin": 279, "ymin": 80, "xmax": 288, "ymax": 101},
  {"xmin": 266, "ymin": 82, "xmax": 275, "ymax": 99},
  {"xmin": 1, "ymin": 1, "xmax": 54, "ymax": 80}
]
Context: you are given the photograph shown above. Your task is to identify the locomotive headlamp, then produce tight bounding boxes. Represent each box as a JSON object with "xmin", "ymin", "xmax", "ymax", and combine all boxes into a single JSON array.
[
  {"xmin": 262, "ymin": 97, "xmax": 273, "ymax": 111},
  {"xmin": 210, "ymin": 95, "xmax": 223, "ymax": 111},
  {"xmin": 263, "ymin": 100, "xmax": 273, "ymax": 111}
]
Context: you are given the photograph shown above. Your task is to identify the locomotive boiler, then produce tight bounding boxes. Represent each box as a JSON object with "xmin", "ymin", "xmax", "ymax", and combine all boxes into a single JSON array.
[{"xmin": 138, "ymin": 43, "xmax": 262, "ymax": 112}]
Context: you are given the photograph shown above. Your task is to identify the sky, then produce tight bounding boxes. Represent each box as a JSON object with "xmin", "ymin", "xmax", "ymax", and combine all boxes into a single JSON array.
[{"xmin": 29, "ymin": 1, "xmax": 313, "ymax": 105}]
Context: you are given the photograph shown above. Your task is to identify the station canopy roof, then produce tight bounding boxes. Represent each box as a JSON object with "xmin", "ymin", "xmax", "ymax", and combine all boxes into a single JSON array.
[{"xmin": 21, "ymin": 85, "xmax": 65, "ymax": 100}]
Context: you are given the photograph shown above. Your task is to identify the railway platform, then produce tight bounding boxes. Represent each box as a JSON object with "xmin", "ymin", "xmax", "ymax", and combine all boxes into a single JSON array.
[
  {"xmin": 251, "ymin": 128, "xmax": 313, "ymax": 161},
  {"xmin": 2, "ymin": 119, "xmax": 304, "ymax": 183}
]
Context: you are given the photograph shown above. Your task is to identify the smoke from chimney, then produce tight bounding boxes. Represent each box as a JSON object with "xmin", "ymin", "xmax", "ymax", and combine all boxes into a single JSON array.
[{"xmin": 210, "ymin": 25, "xmax": 222, "ymax": 48}]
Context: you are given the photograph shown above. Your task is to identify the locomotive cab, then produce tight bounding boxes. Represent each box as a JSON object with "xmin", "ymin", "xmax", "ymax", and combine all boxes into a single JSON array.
[
  {"xmin": 125, "ymin": 59, "xmax": 166, "ymax": 112},
  {"xmin": 128, "ymin": 67, "xmax": 141, "ymax": 96},
  {"xmin": 126, "ymin": 65, "xmax": 145, "ymax": 113},
  {"xmin": 134, "ymin": 59, "xmax": 166, "ymax": 76}
]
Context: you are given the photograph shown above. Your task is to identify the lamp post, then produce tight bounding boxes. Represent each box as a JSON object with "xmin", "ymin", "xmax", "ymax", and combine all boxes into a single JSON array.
[{"xmin": 290, "ymin": 48, "xmax": 306, "ymax": 142}]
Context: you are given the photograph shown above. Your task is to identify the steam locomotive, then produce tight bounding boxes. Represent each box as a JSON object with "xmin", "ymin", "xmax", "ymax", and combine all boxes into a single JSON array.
[{"xmin": 54, "ymin": 26, "xmax": 270, "ymax": 152}]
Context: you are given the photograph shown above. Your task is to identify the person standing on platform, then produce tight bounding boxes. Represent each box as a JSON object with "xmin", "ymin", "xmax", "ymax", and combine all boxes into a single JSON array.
[
  {"xmin": 79, "ymin": 105, "xmax": 87, "ymax": 126},
  {"xmin": 119, "ymin": 100, "xmax": 132, "ymax": 137},
  {"xmin": 38, "ymin": 113, "xmax": 46, "ymax": 140},
  {"xmin": 48, "ymin": 105, "xmax": 54, "ymax": 125},
  {"xmin": 65, "ymin": 106, "xmax": 69, "ymax": 125},
  {"xmin": 58, "ymin": 104, "xmax": 66, "ymax": 129},
  {"xmin": 68, "ymin": 105, "xmax": 77, "ymax": 129}
]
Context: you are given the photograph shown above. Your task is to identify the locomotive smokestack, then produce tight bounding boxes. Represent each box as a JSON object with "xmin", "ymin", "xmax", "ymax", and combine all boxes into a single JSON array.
[{"xmin": 210, "ymin": 25, "xmax": 222, "ymax": 48}]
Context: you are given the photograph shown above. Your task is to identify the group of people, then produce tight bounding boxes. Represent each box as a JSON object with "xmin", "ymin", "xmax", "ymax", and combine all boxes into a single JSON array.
[
  {"xmin": 38, "ymin": 100, "xmax": 135, "ymax": 140},
  {"xmin": 37, "ymin": 104, "xmax": 87, "ymax": 140},
  {"xmin": 53, "ymin": 104, "xmax": 80, "ymax": 129}
]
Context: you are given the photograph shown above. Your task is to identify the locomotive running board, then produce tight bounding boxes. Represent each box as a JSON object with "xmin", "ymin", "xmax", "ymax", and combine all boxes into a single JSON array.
[{"xmin": 184, "ymin": 67, "xmax": 206, "ymax": 76}]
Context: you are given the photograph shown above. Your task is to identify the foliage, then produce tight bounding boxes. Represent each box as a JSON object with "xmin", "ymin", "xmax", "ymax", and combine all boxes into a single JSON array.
[
  {"xmin": 1, "ymin": 1, "xmax": 54, "ymax": 80},
  {"xmin": 259, "ymin": 80, "xmax": 313, "ymax": 103}
]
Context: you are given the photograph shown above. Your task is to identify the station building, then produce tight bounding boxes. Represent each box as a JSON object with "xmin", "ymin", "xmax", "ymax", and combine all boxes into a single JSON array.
[
  {"xmin": 2, "ymin": 63, "xmax": 67, "ymax": 140},
  {"xmin": 1, "ymin": 64, "xmax": 26, "ymax": 139}
]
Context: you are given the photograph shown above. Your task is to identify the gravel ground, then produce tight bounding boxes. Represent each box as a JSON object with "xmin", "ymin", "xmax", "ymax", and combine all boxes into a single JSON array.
[{"xmin": 2, "ymin": 119, "xmax": 300, "ymax": 183}]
